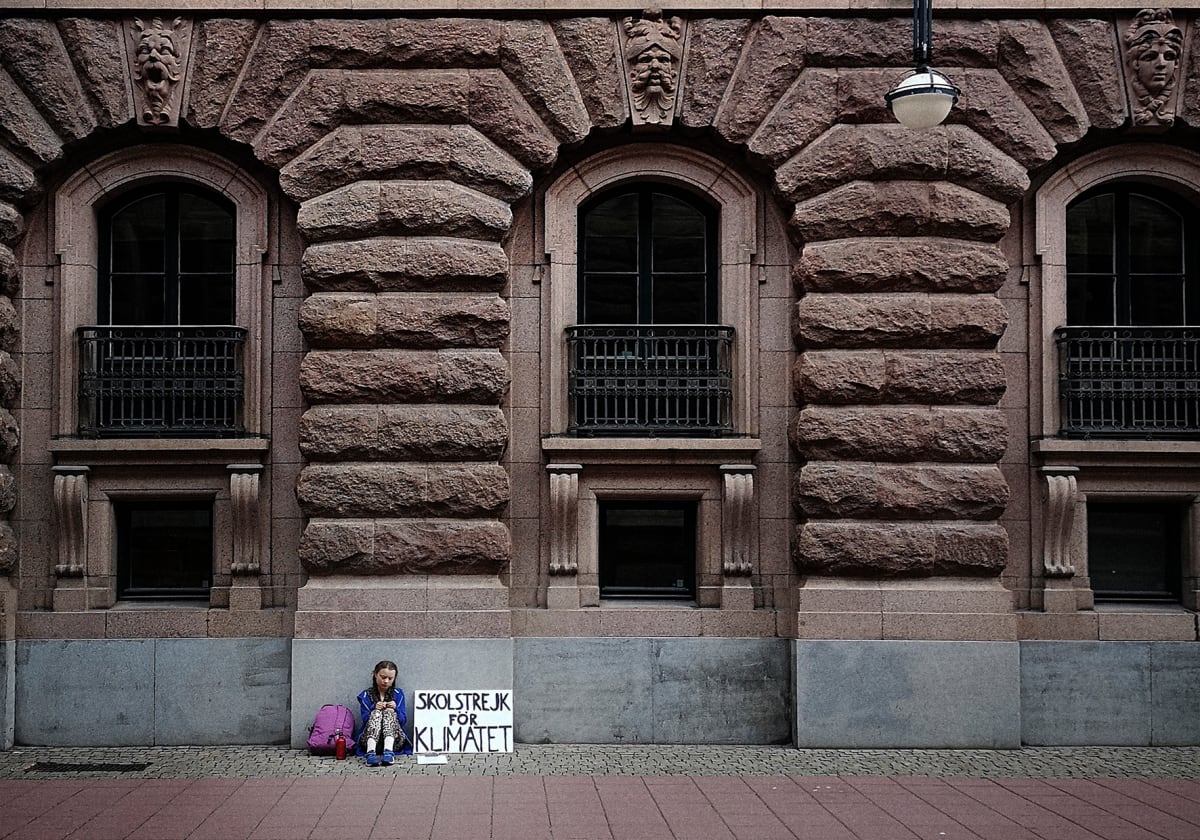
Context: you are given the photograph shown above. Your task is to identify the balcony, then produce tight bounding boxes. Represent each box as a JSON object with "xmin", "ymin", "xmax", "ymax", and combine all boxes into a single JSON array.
[
  {"xmin": 1056, "ymin": 326, "xmax": 1200, "ymax": 439},
  {"xmin": 566, "ymin": 324, "xmax": 734, "ymax": 436},
  {"xmin": 78, "ymin": 326, "xmax": 246, "ymax": 438}
]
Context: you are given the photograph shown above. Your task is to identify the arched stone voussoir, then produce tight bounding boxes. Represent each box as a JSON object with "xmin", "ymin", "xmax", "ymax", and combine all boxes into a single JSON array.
[
  {"xmin": 0, "ymin": 18, "xmax": 97, "ymax": 143},
  {"xmin": 300, "ymin": 518, "xmax": 510, "ymax": 576},
  {"xmin": 777, "ymin": 125, "xmax": 1028, "ymax": 206},
  {"xmin": 998, "ymin": 19, "xmax": 1089, "ymax": 146},
  {"xmin": 56, "ymin": 18, "xmax": 132, "ymax": 129},
  {"xmin": 280, "ymin": 124, "xmax": 532, "ymax": 205},
  {"xmin": 953, "ymin": 68, "xmax": 1058, "ymax": 172},
  {"xmin": 302, "ymin": 237, "xmax": 508, "ymax": 293},
  {"xmin": 299, "ymin": 404, "xmax": 509, "ymax": 461},
  {"xmin": 796, "ymin": 237, "xmax": 1008, "ymax": 295},
  {"xmin": 1047, "ymin": 19, "xmax": 1125, "ymax": 131},
  {"xmin": 468, "ymin": 69, "xmax": 560, "ymax": 171},
  {"xmin": 254, "ymin": 69, "xmax": 471, "ymax": 169},
  {"xmin": 790, "ymin": 181, "xmax": 1010, "ymax": 244},
  {"xmin": 714, "ymin": 16, "xmax": 809, "ymax": 147},
  {"xmin": 499, "ymin": 19, "xmax": 591, "ymax": 145},
  {"xmin": 300, "ymin": 292, "xmax": 510, "ymax": 350},
  {"xmin": 0, "ymin": 66, "xmax": 63, "ymax": 166},
  {"xmin": 794, "ymin": 292, "xmax": 1008, "ymax": 350},
  {"xmin": 298, "ymin": 181, "xmax": 512, "ymax": 244},
  {"xmin": 552, "ymin": 18, "xmax": 628, "ymax": 129},
  {"xmin": 297, "ymin": 462, "xmax": 510, "ymax": 519}
]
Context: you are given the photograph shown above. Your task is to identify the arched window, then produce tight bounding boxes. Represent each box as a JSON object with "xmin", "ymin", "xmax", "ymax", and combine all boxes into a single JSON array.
[
  {"xmin": 99, "ymin": 185, "xmax": 236, "ymax": 326},
  {"xmin": 1066, "ymin": 185, "xmax": 1196, "ymax": 326},
  {"xmin": 579, "ymin": 185, "xmax": 717, "ymax": 325}
]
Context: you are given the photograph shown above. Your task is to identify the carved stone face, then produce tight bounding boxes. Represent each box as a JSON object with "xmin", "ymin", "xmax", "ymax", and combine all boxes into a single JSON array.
[
  {"xmin": 135, "ymin": 29, "xmax": 180, "ymax": 90},
  {"xmin": 1134, "ymin": 37, "xmax": 1180, "ymax": 96},
  {"xmin": 631, "ymin": 45, "xmax": 676, "ymax": 96}
]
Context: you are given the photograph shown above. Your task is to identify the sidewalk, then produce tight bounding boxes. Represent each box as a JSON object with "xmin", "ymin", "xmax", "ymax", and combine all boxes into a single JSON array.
[{"xmin": 1, "ymin": 746, "xmax": 1198, "ymax": 840}]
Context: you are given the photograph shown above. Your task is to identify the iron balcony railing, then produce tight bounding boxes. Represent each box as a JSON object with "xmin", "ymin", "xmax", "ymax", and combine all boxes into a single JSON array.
[
  {"xmin": 78, "ymin": 326, "xmax": 246, "ymax": 437},
  {"xmin": 566, "ymin": 324, "xmax": 734, "ymax": 436},
  {"xmin": 1056, "ymin": 326, "xmax": 1200, "ymax": 438}
]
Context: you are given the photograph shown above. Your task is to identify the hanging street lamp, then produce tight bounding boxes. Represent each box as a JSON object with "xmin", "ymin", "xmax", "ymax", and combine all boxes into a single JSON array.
[{"xmin": 885, "ymin": 0, "xmax": 960, "ymax": 130}]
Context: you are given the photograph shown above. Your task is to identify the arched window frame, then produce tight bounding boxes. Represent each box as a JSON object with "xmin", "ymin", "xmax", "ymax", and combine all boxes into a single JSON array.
[
  {"xmin": 542, "ymin": 144, "xmax": 759, "ymax": 438},
  {"xmin": 1034, "ymin": 143, "xmax": 1200, "ymax": 438},
  {"xmin": 53, "ymin": 145, "xmax": 268, "ymax": 437}
]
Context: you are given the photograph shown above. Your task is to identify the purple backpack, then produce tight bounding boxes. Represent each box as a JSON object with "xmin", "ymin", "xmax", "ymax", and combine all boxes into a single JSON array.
[{"xmin": 307, "ymin": 704, "xmax": 356, "ymax": 755}]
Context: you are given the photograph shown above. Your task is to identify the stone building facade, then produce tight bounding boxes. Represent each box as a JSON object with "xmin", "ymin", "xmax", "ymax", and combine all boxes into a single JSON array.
[{"xmin": 0, "ymin": 2, "xmax": 1198, "ymax": 749}]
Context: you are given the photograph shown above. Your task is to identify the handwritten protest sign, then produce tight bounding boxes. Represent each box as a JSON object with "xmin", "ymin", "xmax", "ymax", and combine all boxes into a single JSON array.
[{"xmin": 412, "ymin": 689, "xmax": 514, "ymax": 754}]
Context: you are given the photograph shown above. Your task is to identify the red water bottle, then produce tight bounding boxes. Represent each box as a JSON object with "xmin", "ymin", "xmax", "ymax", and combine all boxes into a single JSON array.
[{"xmin": 334, "ymin": 730, "xmax": 347, "ymax": 760}]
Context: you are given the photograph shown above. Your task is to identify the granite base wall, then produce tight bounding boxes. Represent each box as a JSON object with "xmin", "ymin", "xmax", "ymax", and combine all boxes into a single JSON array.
[
  {"xmin": 1021, "ymin": 641, "xmax": 1200, "ymax": 746},
  {"xmin": 1, "ymin": 640, "xmax": 12, "ymax": 750},
  {"xmin": 15, "ymin": 638, "xmax": 291, "ymax": 746},
  {"xmin": 514, "ymin": 637, "xmax": 791, "ymax": 745},
  {"xmin": 793, "ymin": 640, "xmax": 1023, "ymax": 748}
]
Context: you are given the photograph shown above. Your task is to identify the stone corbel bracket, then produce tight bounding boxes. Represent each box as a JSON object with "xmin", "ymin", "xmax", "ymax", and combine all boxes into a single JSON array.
[
  {"xmin": 1041, "ymin": 466, "xmax": 1079, "ymax": 578},
  {"xmin": 721, "ymin": 464, "xmax": 755, "ymax": 577},
  {"xmin": 619, "ymin": 8, "xmax": 687, "ymax": 129},
  {"xmin": 124, "ymin": 16, "xmax": 194, "ymax": 129},
  {"xmin": 229, "ymin": 464, "xmax": 263, "ymax": 575},
  {"xmin": 52, "ymin": 466, "xmax": 88, "ymax": 577},
  {"xmin": 547, "ymin": 464, "xmax": 582, "ymax": 575}
]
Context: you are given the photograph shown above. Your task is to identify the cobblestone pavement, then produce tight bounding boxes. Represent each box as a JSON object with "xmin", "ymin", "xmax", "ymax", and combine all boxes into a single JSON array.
[
  {"xmin": 2, "ymin": 746, "xmax": 1199, "ymax": 839},
  {"xmin": 1, "ymin": 744, "xmax": 1198, "ymax": 779}
]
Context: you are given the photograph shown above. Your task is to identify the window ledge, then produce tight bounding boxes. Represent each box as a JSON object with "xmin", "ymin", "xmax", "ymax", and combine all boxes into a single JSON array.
[
  {"xmin": 1092, "ymin": 602, "xmax": 1193, "ymax": 614},
  {"xmin": 1032, "ymin": 438, "xmax": 1200, "ymax": 468},
  {"xmin": 50, "ymin": 437, "xmax": 270, "ymax": 467},
  {"xmin": 543, "ymin": 436, "xmax": 761, "ymax": 465}
]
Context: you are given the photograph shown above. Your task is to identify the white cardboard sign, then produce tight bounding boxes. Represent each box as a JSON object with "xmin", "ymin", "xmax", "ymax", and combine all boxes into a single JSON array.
[{"xmin": 412, "ymin": 689, "xmax": 514, "ymax": 754}]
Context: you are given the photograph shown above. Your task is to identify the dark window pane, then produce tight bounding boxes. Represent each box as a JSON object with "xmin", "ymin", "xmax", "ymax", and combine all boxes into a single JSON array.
[
  {"xmin": 117, "ymin": 501, "xmax": 212, "ymax": 597},
  {"xmin": 1066, "ymin": 275, "xmax": 1115, "ymax": 325},
  {"xmin": 584, "ymin": 235, "xmax": 638, "ymax": 273},
  {"xmin": 108, "ymin": 275, "xmax": 166, "ymax": 324},
  {"xmin": 110, "ymin": 193, "xmax": 166, "ymax": 274},
  {"xmin": 599, "ymin": 502, "xmax": 695, "ymax": 598},
  {"xmin": 1129, "ymin": 194, "xmax": 1183, "ymax": 274},
  {"xmin": 178, "ymin": 192, "xmax": 234, "ymax": 273},
  {"xmin": 1088, "ymin": 502, "xmax": 1181, "ymax": 600},
  {"xmin": 1130, "ymin": 275, "xmax": 1185, "ymax": 325},
  {"xmin": 652, "ymin": 274, "xmax": 708, "ymax": 323},
  {"xmin": 651, "ymin": 193, "xmax": 706, "ymax": 273},
  {"xmin": 1067, "ymin": 193, "xmax": 1114, "ymax": 275},
  {"xmin": 582, "ymin": 274, "xmax": 638, "ymax": 323},
  {"xmin": 179, "ymin": 274, "xmax": 235, "ymax": 325}
]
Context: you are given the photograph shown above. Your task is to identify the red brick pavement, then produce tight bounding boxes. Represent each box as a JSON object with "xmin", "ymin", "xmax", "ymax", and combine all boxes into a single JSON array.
[{"xmin": 1, "ymin": 775, "xmax": 1198, "ymax": 840}]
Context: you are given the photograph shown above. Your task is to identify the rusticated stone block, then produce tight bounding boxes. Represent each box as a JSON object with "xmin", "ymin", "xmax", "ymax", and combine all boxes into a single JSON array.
[
  {"xmin": 0, "ymin": 408, "xmax": 18, "ymax": 461},
  {"xmin": 794, "ymin": 521, "xmax": 1008, "ymax": 577},
  {"xmin": 298, "ymin": 182, "xmax": 511, "ymax": 244},
  {"xmin": 998, "ymin": 20, "xmax": 1089, "ymax": 145},
  {"xmin": 301, "ymin": 349, "xmax": 506, "ymax": 404},
  {"xmin": 795, "ymin": 350, "xmax": 1006, "ymax": 405},
  {"xmin": 280, "ymin": 125, "xmax": 532, "ymax": 205},
  {"xmin": 309, "ymin": 18, "xmax": 500, "ymax": 69},
  {"xmin": 0, "ymin": 520, "xmax": 15, "ymax": 574},
  {"xmin": 297, "ymin": 463, "xmax": 509, "ymax": 518},
  {"xmin": 0, "ymin": 144, "xmax": 37, "ymax": 207},
  {"xmin": 467, "ymin": 69, "xmax": 559, "ymax": 170},
  {"xmin": 790, "ymin": 406, "xmax": 1007, "ymax": 463},
  {"xmin": 300, "ymin": 293, "xmax": 509, "ymax": 349},
  {"xmin": 552, "ymin": 18, "xmax": 628, "ymax": 129},
  {"xmin": 500, "ymin": 20, "xmax": 590, "ymax": 145},
  {"xmin": 301, "ymin": 518, "xmax": 510, "ymax": 576},
  {"xmin": 57, "ymin": 18, "xmax": 131, "ymax": 129},
  {"xmin": 300, "ymin": 405, "xmax": 507, "ymax": 461},
  {"xmin": 0, "ymin": 203, "xmax": 23, "ymax": 246},
  {"xmin": 796, "ymin": 238, "xmax": 1008, "ymax": 295},
  {"xmin": 0, "ymin": 297, "xmax": 17, "ymax": 350},
  {"xmin": 0, "ymin": 350, "xmax": 20, "ymax": 406},
  {"xmin": 186, "ymin": 19, "xmax": 259, "ymax": 128},
  {"xmin": 220, "ymin": 19, "xmax": 313, "ymax": 143},
  {"xmin": 794, "ymin": 294, "xmax": 1008, "ymax": 350},
  {"xmin": 680, "ymin": 18, "xmax": 751, "ymax": 128},
  {"xmin": 790, "ymin": 182, "xmax": 1010, "ymax": 244},
  {"xmin": 776, "ymin": 125, "xmax": 1029, "ymax": 205},
  {"xmin": 0, "ymin": 66, "xmax": 61, "ymax": 166},
  {"xmin": 714, "ymin": 16, "xmax": 807, "ymax": 145},
  {"xmin": 795, "ymin": 463, "xmax": 1009, "ymax": 520},
  {"xmin": 955, "ymin": 69, "xmax": 1058, "ymax": 171},
  {"xmin": 255, "ymin": 69, "xmax": 471, "ymax": 168},
  {"xmin": 1047, "ymin": 19, "xmax": 1124, "ymax": 131},
  {"xmin": 0, "ymin": 465, "xmax": 15, "ymax": 514},
  {"xmin": 746, "ymin": 68, "xmax": 839, "ymax": 169},
  {"xmin": 805, "ymin": 17, "xmax": 998, "ymax": 68},
  {"xmin": 0, "ymin": 18, "xmax": 96, "ymax": 142},
  {"xmin": 0, "ymin": 246, "xmax": 16, "ymax": 296},
  {"xmin": 302, "ymin": 238, "xmax": 508, "ymax": 293}
]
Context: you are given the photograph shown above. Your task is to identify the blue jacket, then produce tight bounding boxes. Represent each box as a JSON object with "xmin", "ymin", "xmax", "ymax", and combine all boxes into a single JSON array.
[{"xmin": 355, "ymin": 687, "xmax": 412, "ymax": 755}]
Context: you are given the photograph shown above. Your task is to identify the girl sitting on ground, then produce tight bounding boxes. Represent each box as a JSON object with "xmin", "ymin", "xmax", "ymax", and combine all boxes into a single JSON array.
[{"xmin": 356, "ymin": 660, "xmax": 408, "ymax": 766}]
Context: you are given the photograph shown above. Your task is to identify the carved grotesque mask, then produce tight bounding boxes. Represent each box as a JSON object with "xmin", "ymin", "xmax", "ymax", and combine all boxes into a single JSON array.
[{"xmin": 132, "ymin": 18, "xmax": 182, "ymax": 124}]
